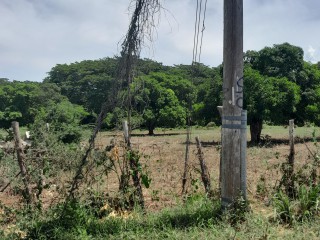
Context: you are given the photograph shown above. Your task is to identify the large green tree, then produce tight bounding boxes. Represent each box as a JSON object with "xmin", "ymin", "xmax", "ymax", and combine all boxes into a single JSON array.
[
  {"xmin": 44, "ymin": 58, "xmax": 118, "ymax": 114},
  {"xmin": 245, "ymin": 42, "xmax": 304, "ymax": 82},
  {"xmin": 133, "ymin": 75, "xmax": 186, "ymax": 135},
  {"xmin": 294, "ymin": 62, "xmax": 320, "ymax": 124},
  {"xmin": 245, "ymin": 43, "xmax": 320, "ymax": 127},
  {"xmin": 192, "ymin": 65, "xmax": 223, "ymax": 125},
  {"xmin": 244, "ymin": 67, "xmax": 301, "ymax": 143},
  {"xmin": 0, "ymin": 81, "xmax": 66, "ymax": 128}
]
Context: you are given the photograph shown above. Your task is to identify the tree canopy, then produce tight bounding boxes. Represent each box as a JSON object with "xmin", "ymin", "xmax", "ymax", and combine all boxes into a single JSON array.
[{"xmin": 2, "ymin": 43, "xmax": 320, "ymax": 142}]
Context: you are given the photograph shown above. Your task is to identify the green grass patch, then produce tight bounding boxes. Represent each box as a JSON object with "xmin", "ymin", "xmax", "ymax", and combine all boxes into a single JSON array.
[{"xmin": 0, "ymin": 195, "xmax": 315, "ymax": 240}]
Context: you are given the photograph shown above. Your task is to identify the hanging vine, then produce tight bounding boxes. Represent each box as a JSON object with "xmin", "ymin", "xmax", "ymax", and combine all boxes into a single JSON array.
[{"xmin": 65, "ymin": 0, "xmax": 162, "ymax": 210}]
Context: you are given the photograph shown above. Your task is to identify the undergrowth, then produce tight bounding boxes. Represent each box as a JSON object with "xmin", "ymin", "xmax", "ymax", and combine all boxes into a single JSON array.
[
  {"xmin": 271, "ymin": 131, "xmax": 320, "ymax": 225},
  {"xmin": 20, "ymin": 196, "xmax": 222, "ymax": 239},
  {"xmin": 2, "ymin": 126, "xmax": 320, "ymax": 239},
  {"xmin": 2, "ymin": 194, "xmax": 320, "ymax": 240}
]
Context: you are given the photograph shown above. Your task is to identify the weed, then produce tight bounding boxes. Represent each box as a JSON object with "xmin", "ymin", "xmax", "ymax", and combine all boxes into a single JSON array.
[
  {"xmin": 256, "ymin": 175, "xmax": 268, "ymax": 199},
  {"xmin": 151, "ymin": 190, "xmax": 160, "ymax": 201},
  {"xmin": 296, "ymin": 184, "xmax": 320, "ymax": 222},
  {"xmin": 273, "ymin": 190, "xmax": 295, "ymax": 225},
  {"xmin": 273, "ymin": 184, "xmax": 320, "ymax": 225},
  {"xmin": 225, "ymin": 194, "xmax": 250, "ymax": 226}
]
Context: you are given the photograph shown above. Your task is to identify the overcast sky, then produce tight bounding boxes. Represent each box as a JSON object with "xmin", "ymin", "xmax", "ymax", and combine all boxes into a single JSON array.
[{"xmin": 1, "ymin": 0, "xmax": 320, "ymax": 82}]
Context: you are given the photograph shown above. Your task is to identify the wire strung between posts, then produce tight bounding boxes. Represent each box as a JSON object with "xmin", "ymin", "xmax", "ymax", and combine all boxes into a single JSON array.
[{"xmin": 182, "ymin": 0, "xmax": 208, "ymax": 195}]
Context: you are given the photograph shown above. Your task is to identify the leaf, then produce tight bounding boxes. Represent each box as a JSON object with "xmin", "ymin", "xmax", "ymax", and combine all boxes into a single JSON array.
[{"xmin": 141, "ymin": 174, "xmax": 151, "ymax": 188}]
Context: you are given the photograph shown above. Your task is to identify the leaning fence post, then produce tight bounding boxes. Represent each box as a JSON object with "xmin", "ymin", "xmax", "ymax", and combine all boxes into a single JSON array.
[
  {"xmin": 195, "ymin": 136, "xmax": 213, "ymax": 198},
  {"xmin": 12, "ymin": 121, "xmax": 32, "ymax": 204}
]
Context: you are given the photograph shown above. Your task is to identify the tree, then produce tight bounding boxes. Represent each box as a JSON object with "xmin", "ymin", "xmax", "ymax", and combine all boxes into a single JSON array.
[
  {"xmin": 303, "ymin": 86, "xmax": 320, "ymax": 125},
  {"xmin": 244, "ymin": 67, "xmax": 300, "ymax": 143},
  {"xmin": 136, "ymin": 58, "xmax": 168, "ymax": 75},
  {"xmin": 0, "ymin": 80, "xmax": 84, "ymax": 136},
  {"xmin": 193, "ymin": 66, "xmax": 223, "ymax": 125},
  {"xmin": 0, "ymin": 81, "xmax": 64, "ymax": 128},
  {"xmin": 294, "ymin": 62, "xmax": 320, "ymax": 124},
  {"xmin": 44, "ymin": 58, "xmax": 118, "ymax": 114},
  {"xmin": 245, "ymin": 42, "xmax": 304, "ymax": 82},
  {"xmin": 34, "ymin": 100, "xmax": 89, "ymax": 143},
  {"xmin": 156, "ymin": 63, "xmax": 220, "ymax": 126},
  {"xmin": 133, "ymin": 76, "xmax": 186, "ymax": 135},
  {"xmin": 146, "ymin": 72, "xmax": 197, "ymax": 108}
]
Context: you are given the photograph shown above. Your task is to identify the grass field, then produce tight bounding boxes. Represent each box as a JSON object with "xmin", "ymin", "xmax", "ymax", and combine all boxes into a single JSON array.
[{"xmin": 1, "ymin": 124, "xmax": 320, "ymax": 239}]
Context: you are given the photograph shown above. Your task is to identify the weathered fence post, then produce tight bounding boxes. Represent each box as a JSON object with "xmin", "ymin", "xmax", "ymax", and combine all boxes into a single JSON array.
[
  {"xmin": 195, "ymin": 136, "xmax": 213, "ymax": 198},
  {"xmin": 182, "ymin": 125, "xmax": 191, "ymax": 195},
  {"xmin": 287, "ymin": 119, "xmax": 295, "ymax": 198},
  {"xmin": 12, "ymin": 121, "xmax": 32, "ymax": 204},
  {"xmin": 123, "ymin": 120, "xmax": 145, "ymax": 209},
  {"xmin": 288, "ymin": 119, "xmax": 295, "ymax": 165},
  {"xmin": 123, "ymin": 120, "xmax": 129, "ymax": 145}
]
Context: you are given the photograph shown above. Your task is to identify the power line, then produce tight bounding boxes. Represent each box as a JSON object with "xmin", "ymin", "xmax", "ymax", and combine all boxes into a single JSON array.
[
  {"xmin": 199, "ymin": 0, "xmax": 208, "ymax": 63},
  {"xmin": 182, "ymin": 0, "xmax": 208, "ymax": 195},
  {"xmin": 194, "ymin": 0, "xmax": 203, "ymax": 63},
  {"xmin": 192, "ymin": 0, "xmax": 208, "ymax": 64},
  {"xmin": 192, "ymin": 0, "xmax": 200, "ymax": 64}
]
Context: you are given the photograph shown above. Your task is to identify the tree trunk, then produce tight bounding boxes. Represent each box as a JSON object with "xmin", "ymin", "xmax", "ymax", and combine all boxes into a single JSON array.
[
  {"xmin": 250, "ymin": 119, "xmax": 263, "ymax": 144},
  {"xmin": 147, "ymin": 123, "xmax": 155, "ymax": 135}
]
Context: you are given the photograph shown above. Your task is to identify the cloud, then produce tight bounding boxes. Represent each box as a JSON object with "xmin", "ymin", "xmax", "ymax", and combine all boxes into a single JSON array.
[
  {"xmin": 305, "ymin": 46, "xmax": 319, "ymax": 63},
  {"xmin": 0, "ymin": 0, "xmax": 130, "ymax": 81},
  {"xmin": 1, "ymin": 0, "xmax": 320, "ymax": 82}
]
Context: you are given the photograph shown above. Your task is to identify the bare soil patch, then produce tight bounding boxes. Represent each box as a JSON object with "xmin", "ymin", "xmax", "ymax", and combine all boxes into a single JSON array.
[{"xmin": 0, "ymin": 126, "xmax": 318, "ymax": 213}]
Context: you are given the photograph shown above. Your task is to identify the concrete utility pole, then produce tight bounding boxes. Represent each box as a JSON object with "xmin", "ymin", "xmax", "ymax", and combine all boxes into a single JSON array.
[{"xmin": 220, "ymin": 0, "xmax": 247, "ymax": 208}]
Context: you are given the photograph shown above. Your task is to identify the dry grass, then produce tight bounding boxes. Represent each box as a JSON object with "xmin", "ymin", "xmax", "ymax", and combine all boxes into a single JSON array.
[
  {"xmin": 92, "ymin": 125, "xmax": 320, "ymax": 212},
  {"xmin": 1, "ymin": 125, "xmax": 320, "ymax": 239},
  {"xmin": 1, "ymin": 125, "xmax": 319, "ymax": 213}
]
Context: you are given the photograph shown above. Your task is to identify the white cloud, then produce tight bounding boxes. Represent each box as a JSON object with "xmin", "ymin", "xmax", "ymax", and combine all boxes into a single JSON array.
[
  {"xmin": 306, "ymin": 46, "xmax": 316, "ymax": 63},
  {"xmin": 1, "ymin": 0, "xmax": 320, "ymax": 82}
]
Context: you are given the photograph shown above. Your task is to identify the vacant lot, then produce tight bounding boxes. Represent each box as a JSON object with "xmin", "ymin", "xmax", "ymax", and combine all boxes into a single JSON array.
[
  {"xmin": 1, "ymin": 125, "xmax": 319, "ymax": 209},
  {"xmin": 1, "ymin": 125, "xmax": 320, "ymax": 239},
  {"xmin": 89, "ymin": 125, "xmax": 320, "ymax": 211}
]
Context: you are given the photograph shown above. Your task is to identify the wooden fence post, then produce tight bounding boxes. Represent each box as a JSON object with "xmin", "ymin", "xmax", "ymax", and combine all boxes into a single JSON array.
[
  {"xmin": 195, "ymin": 136, "xmax": 213, "ymax": 198},
  {"xmin": 123, "ymin": 120, "xmax": 144, "ymax": 209},
  {"xmin": 123, "ymin": 120, "xmax": 129, "ymax": 145},
  {"xmin": 287, "ymin": 119, "xmax": 295, "ymax": 198},
  {"xmin": 288, "ymin": 119, "xmax": 295, "ymax": 165},
  {"xmin": 12, "ymin": 121, "xmax": 32, "ymax": 204}
]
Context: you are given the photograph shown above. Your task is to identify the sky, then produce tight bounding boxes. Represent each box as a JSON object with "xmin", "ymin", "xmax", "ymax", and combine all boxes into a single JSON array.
[{"xmin": 1, "ymin": 0, "xmax": 320, "ymax": 82}]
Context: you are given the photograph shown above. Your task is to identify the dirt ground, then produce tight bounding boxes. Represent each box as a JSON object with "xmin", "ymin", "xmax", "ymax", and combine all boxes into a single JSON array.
[
  {"xmin": 93, "ymin": 126, "xmax": 319, "ymax": 212},
  {"xmin": 0, "ymin": 126, "xmax": 319, "ymax": 213}
]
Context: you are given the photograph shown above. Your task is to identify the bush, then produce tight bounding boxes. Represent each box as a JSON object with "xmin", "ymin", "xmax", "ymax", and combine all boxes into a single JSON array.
[
  {"xmin": 206, "ymin": 122, "xmax": 217, "ymax": 128},
  {"xmin": 58, "ymin": 124, "xmax": 82, "ymax": 144}
]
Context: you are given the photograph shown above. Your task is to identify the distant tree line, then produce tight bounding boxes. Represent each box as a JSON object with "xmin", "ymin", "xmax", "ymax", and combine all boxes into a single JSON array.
[{"xmin": 1, "ymin": 42, "xmax": 320, "ymax": 143}]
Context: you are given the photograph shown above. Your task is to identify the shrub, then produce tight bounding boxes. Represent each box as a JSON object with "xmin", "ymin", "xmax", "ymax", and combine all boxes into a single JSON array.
[{"xmin": 57, "ymin": 124, "xmax": 82, "ymax": 144}]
